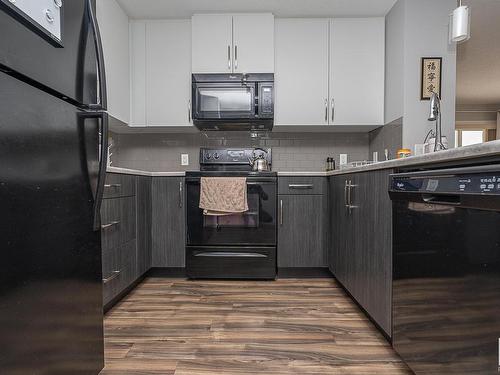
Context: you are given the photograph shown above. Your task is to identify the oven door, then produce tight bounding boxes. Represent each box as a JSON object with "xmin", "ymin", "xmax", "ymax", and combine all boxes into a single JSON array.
[
  {"xmin": 186, "ymin": 177, "xmax": 276, "ymax": 246},
  {"xmin": 192, "ymin": 83, "xmax": 256, "ymax": 120}
]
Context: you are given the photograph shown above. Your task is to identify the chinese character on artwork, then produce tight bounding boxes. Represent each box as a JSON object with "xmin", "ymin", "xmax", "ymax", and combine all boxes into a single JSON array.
[{"xmin": 421, "ymin": 57, "xmax": 442, "ymax": 100}]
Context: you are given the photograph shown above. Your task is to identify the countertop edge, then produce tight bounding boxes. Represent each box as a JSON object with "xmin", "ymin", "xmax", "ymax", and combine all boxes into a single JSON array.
[{"xmin": 106, "ymin": 167, "xmax": 186, "ymax": 177}]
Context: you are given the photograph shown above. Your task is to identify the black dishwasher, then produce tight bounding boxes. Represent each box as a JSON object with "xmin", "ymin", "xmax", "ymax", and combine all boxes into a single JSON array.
[{"xmin": 389, "ymin": 165, "xmax": 500, "ymax": 375}]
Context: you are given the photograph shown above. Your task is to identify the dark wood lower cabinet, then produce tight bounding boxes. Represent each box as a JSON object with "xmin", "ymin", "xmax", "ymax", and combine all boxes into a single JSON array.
[
  {"xmin": 152, "ymin": 177, "xmax": 186, "ymax": 268},
  {"xmin": 329, "ymin": 170, "xmax": 393, "ymax": 337},
  {"xmin": 101, "ymin": 173, "xmax": 150, "ymax": 307},
  {"xmin": 278, "ymin": 178, "xmax": 328, "ymax": 269},
  {"xmin": 136, "ymin": 176, "xmax": 152, "ymax": 276}
]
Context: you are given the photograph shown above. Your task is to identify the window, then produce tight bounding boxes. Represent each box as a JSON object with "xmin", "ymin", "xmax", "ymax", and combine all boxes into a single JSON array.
[{"xmin": 455, "ymin": 126, "xmax": 495, "ymax": 147}]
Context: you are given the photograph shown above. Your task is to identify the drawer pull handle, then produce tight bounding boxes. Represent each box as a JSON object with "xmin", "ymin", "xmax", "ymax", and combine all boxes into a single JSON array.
[
  {"xmin": 102, "ymin": 270, "xmax": 120, "ymax": 284},
  {"xmin": 288, "ymin": 184, "xmax": 314, "ymax": 189},
  {"xmin": 104, "ymin": 184, "xmax": 121, "ymax": 188},
  {"xmin": 101, "ymin": 221, "xmax": 120, "ymax": 230},
  {"xmin": 195, "ymin": 252, "xmax": 267, "ymax": 258}
]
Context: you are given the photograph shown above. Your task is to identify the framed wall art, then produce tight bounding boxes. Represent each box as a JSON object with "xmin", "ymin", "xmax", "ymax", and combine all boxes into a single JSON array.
[{"xmin": 421, "ymin": 57, "xmax": 442, "ymax": 100}]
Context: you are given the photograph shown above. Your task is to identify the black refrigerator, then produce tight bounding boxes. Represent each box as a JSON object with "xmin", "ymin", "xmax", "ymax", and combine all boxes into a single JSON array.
[{"xmin": 0, "ymin": 1, "xmax": 107, "ymax": 374}]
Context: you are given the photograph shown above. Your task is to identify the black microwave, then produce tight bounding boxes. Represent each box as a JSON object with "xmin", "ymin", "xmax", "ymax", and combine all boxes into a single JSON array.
[{"xmin": 191, "ymin": 73, "xmax": 274, "ymax": 131}]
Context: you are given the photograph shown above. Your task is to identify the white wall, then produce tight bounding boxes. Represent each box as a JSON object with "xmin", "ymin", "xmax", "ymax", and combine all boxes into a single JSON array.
[
  {"xmin": 384, "ymin": 0, "xmax": 457, "ymax": 150},
  {"xmin": 384, "ymin": 0, "xmax": 405, "ymax": 123},
  {"xmin": 402, "ymin": 0, "xmax": 456, "ymax": 149},
  {"xmin": 97, "ymin": 0, "xmax": 130, "ymax": 124}
]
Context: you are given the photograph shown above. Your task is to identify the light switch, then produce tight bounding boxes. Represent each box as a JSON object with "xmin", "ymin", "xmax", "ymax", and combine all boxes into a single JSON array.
[{"xmin": 181, "ymin": 154, "xmax": 189, "ymax": 166}]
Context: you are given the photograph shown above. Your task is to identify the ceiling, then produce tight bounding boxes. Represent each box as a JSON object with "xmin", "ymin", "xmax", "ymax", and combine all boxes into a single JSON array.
[
  {"xmin": 116, "ymin": 0, "xmax": 398, "ymax": 19},
  {"xmin": 456, "ymin": 0, "xmax": 500, "ymax": 108}
]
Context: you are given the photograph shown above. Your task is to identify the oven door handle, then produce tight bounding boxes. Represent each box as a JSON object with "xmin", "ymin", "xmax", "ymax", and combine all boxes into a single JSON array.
[{"xmin": 194, "ymin": 252, "xmax": 268, "ymax": 258}]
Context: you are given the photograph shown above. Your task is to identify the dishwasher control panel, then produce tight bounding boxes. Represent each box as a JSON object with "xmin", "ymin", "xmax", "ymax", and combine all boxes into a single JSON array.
[{"xmin": 391, "ymin": 172, "xmax": 500, "ymax": 195}]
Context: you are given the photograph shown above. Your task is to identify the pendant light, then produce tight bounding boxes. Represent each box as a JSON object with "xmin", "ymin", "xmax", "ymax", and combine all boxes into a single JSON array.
[{"xmin": 449, "ymin": 0, "xmax": 471, "ymax": 43}]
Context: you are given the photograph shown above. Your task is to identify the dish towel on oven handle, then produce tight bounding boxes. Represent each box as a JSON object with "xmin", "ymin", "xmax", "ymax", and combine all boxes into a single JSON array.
[{"xmin": 199, "ymin": 177, "xmax": 249, "ymax": 216}]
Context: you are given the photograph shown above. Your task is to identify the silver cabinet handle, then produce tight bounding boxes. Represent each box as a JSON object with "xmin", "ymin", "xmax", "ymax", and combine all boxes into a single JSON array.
[
  {"xmin": 188, "ymin": 100, "xmax": 191, "ymax": 122},
  {"xmin": 331, "ymin": 98, "xmax": 335, "ymax": 123},
  {"xmin": 195, "ymin": 252, "xmax": 267, "ymax": 258},
  {"xmin": 101, "ymin": 221, "xmax": 119, "ymax": 230},
  {"xmin": 228, "ymin": 45, "xmax": 231, "ymax": 70},
  {"xmin": 179, "ymin": 180, "xmax": 183, "ymax": 208},
  {"xmin": 325, "ymin": 99, "xmax": 328, "ymax": 122},
  {"xmin": 347, "ymin": 181, "xmax": 358, "ymax": 214},
  {"xmin": 280, "ymin": 199, "xmax": 283, "ymax": 226},
  {"xmin": 344, "ymin": 180, "xmax": 349, "ymax": 208},
  {"xmin": 288, "ymin": 184, "xmax": 314, "ymax": 189},
  {"xmin": 234, "ymin": 45, "xmax": 238, "ymax": 70},
  {"xmin": 104, "ymin": 184, "xmax": 121, "ymax": 188},
  {"xmin": 102, "ymin": 270, "xmax": 120, "ymax": 284}
]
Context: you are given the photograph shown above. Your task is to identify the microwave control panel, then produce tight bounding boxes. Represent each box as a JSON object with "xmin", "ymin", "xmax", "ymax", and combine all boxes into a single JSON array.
[{"xmin": 259, "ymin": 84, "xmax": 274, "ymax": 116}]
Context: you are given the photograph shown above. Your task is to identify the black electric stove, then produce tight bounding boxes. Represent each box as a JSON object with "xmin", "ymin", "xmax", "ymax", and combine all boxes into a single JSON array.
[{"xmin": 185, "ymin": 148, "xmax": 277, "ymax": 279}]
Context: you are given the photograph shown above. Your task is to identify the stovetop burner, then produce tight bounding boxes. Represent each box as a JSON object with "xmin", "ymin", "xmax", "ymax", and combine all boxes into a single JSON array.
[{"xmin": 191, "ymin": 147, "xmax": 274, "ymax": 177}]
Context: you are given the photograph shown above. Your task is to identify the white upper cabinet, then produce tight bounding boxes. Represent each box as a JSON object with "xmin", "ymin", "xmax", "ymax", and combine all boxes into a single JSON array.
[
  {"xmin": 129, "ymin": 21, "xmax": 147, "ymax": 127},
  {"xmin": 232, "ymin": 14, "xmax": 274, "ymax": 73},
  {"xmin": 192, "ymin": 14, "xmax": 274, "ymax": 74},
  {"xmin": 96, "ymin": 0, "xmax": 130, "ymax": 124},
  {"xmin": 274, "ymin": 19, "xmax": 329, "ymax": 126},
  {"xmin": 146, "ymin": 20, "xmax": 192, "ymax": 127},
  {"xmin": 330, "ymin": 18, "xmax": 385, "ymax": 126},
  {"xmin": 191, "ymin": 15, "xmax": 233, "ymax": 73}
]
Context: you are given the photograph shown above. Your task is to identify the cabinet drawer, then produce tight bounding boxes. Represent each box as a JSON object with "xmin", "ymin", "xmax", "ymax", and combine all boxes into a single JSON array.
[
  {"xmin": 102, "ymin": 240, "xmax": 137, "ymax": 305},
  {"xmin": 102, "ymin": 246, "xmax": 122, "ymax": 305},
  {"xmin": 278, "ymin": 177, "xmax": 327, "ymax": 195},
  {"xmin": 101, "ymin": 196, "xmax": 137, "ymax": 251},
  {"xmin": 103, "ymin": 173, "xmax": 136, "ymax": 198}
]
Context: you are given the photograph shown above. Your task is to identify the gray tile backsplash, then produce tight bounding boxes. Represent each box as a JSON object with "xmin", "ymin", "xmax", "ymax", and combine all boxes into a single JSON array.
[
  {"xmin": 109, "ymin": 131, "xmax": 371, "ymax": 172},
  {"xmin": 368, "ymin": 118, "xmax": 403, "ymax": 161}
]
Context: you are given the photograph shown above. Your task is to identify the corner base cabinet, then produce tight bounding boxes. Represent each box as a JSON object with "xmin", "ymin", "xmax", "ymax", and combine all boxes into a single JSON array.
[{"xmin": 329, "ymin": 170, "xmax": 392, "ymax": 337}]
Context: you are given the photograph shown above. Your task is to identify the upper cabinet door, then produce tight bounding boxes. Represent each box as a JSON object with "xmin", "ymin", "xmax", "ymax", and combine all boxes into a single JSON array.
[
  {"xmin": 274, "ymin": 19, "xmax": 329, "ymax": 126},
  {"xmin": 232, "ymin": 14, "xmax": 274, "ymax": 73},
  {"xmin": 330, "ymin": 18, "xmax": 385, "ymax": 126},
  {"xmin": 192, "ymin": 15, "xmax": 233, "ymax": 73},
  {"xmin": 129, "ymin": 21, "xmax": 147, "ymax": 127},
  {"xmin": 146, "ymin": 21, "xmax": 192, "ymax": 127}
]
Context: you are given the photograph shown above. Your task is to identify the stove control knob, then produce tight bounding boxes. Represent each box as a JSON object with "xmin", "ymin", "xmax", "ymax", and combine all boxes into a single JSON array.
[
  {"xmin": 206, "ymin": 153, "xmax": 211, "ymax": 160},
  {"xmin": 213, "ymin": 152, "xmax": 220, "ymax": 160}
]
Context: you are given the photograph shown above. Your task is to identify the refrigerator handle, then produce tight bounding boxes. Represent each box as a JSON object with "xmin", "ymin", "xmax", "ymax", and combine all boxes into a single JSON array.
[
  {"xmin": 94, "ymin": 112, "xmax": 109, "ymax": 231},
  {"xmin": 86, "ymin": 0, "xmax": 107, "ymax": 111},
  {"xmin": 79, "ymin": 111, "xmax": 109, "ymax": 231}
]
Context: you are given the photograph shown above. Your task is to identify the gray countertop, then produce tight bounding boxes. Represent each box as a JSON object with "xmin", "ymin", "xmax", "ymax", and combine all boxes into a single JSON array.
[
  {"xmin": 106, "ymin": 166, "xmax": 186, "ymax": 177},
  {"xmin": 107, "ymin": 141, "xmax": 500, "ymax": 178}
]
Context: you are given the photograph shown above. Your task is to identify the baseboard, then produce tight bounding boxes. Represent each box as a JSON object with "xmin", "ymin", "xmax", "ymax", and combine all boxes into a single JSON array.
[
  {"xmin": 103, "ymin": 274, "xmax": 146, "ymax": 313},
  {"xmin": 147, "ymin": 267, "xmax": 187, "ymax": 278},
  {"xmin": 278, "ymin": 267, "xmax": 332, "ymax": 278},
  {"xmin": 331, "ymin": 273, "xmax": 392, "ymax": 343}
]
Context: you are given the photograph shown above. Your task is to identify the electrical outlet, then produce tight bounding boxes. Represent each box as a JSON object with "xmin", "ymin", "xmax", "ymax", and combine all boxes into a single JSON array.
[
  {"xmin": 373, "ymin": 151, "xmax": 378, "ymax": 163},
  {"xmin": 339, "ymin": 154, "xmax": 348, "ymax": 166},
  {"xmin": 181, "ymin": 154, "xmax": 189, "ymax": 166}
]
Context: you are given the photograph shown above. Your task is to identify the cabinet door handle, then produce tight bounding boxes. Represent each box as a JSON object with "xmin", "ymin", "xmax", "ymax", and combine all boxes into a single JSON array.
[
  {"xmin": 102, "ymin": 270, "xmax": 120, "ymax": 284},
  {"xmin": 331, "ymin": 98, "xmax": 335, "ymax": 123},
  {"xmin": 344, "ymin": 180, "xmax": 349, "ymax": 208},
  {"xmin": 325, "ymin": 99, "xmax": 328, "ymax": 122},
  {"xmin": 228, "ymin": 45, "xmax": 231, "ymax": 70},
  {"xmin": 179, "ymin": 180, "xmax": 183, "ymax": 208},
  {"xmin": 101, "ymin": 221, "xmax": 120, "ymax": 230},
  {"xmin": 288, "ymin": 184, "xmax": 314, "ymax": 189},
  {"xmin": 280, "ymin": 199, "xmax": 283, "ymax": 226},
  {"xmin": 234, "ymin": 45, "xmax": 238, "ymax": 70},
  {"xmin": 104, "ymin": 184, "xmax": 121, "ymax": 188},
  {"xmin": 188, "ymin": 100, "xmax": 191, "ymax": 122}
]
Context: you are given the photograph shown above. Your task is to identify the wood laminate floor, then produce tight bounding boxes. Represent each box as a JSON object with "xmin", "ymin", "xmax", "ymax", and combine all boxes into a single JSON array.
[{"xmin": 100, "ymin": 278, "xmax": 411, "ymax": 375}]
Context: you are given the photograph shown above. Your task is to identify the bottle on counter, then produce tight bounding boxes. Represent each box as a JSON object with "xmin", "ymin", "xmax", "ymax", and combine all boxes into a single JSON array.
[{"xmin": 326, "ymin": 157, "xmax": 336, "ymax": 171}]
